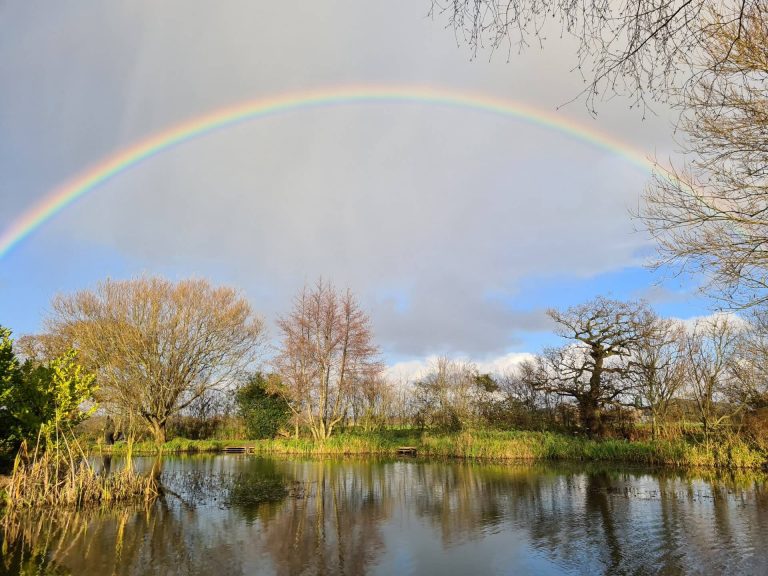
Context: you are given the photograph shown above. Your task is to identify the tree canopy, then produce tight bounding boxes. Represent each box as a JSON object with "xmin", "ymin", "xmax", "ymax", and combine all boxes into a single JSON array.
[
  {"xmin": 236, "ymin": 373, "xmax": 291, "ymax": 439},
  {"xmin": 272, "ymin": 279, "xmax": 382, "ymax": 439},
  {"xmin": 640, "ymin": 5, "xmax": 768, "ymax": 309},
  {"xmin": 46, "ymin": 277, "xmax": 265, "ymax": 443},
  {"xmin": 432, "ymin": 0, "xmax": 759, "ymax": 108}
]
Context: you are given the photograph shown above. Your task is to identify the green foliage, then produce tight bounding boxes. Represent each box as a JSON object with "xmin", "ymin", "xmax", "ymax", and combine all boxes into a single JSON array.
[
  {"xmin": 98, "ymin": 437, "xmax": 234, "ymax": 454},
  {"xmin": 0, "ymin": 326, "xmax": 97, "ymax": 449},
  {"xmin": 37, "ymin": 351, "xmax": 98, "ymax": 442},
  {"xmin": 0, "ymin": 326, "xmax": 20, "ymax": 389},
  {"xmin": 0, "ymin": 327, "xmax": 22, "ymax": 451},
  {"xmin": 474, "ymin": 373, "xmax": 498, "ymax": 393},
  {"xmin": 236, "ymin": 373, "xmax": 291, "ymax": 439},
  {"xmin": 88, "ymin": 428, "xmax": 767, "ymax": 469},
  {"xmin": 245, "ymin": 428, "xmax": 766, "ymax": 469}
]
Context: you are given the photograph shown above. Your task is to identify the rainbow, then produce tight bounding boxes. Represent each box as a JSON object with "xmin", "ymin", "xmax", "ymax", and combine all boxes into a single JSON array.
[{"xmin": 0, "ymin": 85, "xmax": 667, "ymax": 259}]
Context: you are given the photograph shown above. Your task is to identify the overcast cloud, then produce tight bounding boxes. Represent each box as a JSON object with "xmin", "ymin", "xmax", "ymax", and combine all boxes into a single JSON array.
[{"xmin": 0, "ymin": 1, "xmax": 690, "ymax": 365}]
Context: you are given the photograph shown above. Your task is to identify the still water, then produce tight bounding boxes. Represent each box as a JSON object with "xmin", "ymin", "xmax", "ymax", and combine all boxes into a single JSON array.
[{"xmin": 2, "ymin": 455, "xmax": 767, "ymax": 575}]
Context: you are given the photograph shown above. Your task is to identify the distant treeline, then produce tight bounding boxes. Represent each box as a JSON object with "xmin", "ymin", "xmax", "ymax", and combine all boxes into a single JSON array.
[{"xmin": 2, "ymin": 276, "xmax": 768, "ymax": 465}]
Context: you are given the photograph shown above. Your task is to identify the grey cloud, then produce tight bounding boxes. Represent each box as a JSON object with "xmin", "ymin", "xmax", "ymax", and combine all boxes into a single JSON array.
[{"xmin": 1, "ymin": 0, "xmax": 680, "ymax": 358}]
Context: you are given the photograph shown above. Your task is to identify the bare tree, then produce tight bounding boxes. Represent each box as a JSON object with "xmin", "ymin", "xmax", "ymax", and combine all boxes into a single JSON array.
[
  {"xmin": 389, "ymin": 377, "xmax": 419, "ymax": 428},
  {"xmin": 732, "ymin": 309, "xmax": 768, "ymax": 407},
  {"xmin": 47, "ymin": 276, "xmax": 265, "ymax": 443},
  {"xmin": 629, "ymin": 314, "xmax": 687, "ymax": 438},
  {"xmin": 640, "ymin": 5, "xmax": 768, "ymax": 309},
  {"xmin": 272, "ymin": 279, "xmax": 382, "ymax": 440},
  {"xmin": 684, "ymin": 315, "xmax": 744, "ymax": 442},
  {"xmin": 496, "ymin": 359, "xmax": 562, "ymax": 429},
  {"xmin": 539, "ymin": 297, "xmax": 650, "ymax": 437},
  {"xmin": 412, "ymin": 357, "xmax": 494, "ymax": 431},
  {"xmin": 350, "ymin": 374, "xmax": 397, "ymax": 432},
  {"xmin": 431, "ymin": 0, "xmax": 756, "ymax": 108}
]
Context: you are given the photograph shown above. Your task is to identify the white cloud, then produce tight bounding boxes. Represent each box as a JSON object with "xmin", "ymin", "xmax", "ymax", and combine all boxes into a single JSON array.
[
  {"xmin": 385, "ymin": 351, "xmax": 535, "ymax": 382},
  {"xmin": 672, "ymin": 311, "xmax": 748, "ymax": 333}
]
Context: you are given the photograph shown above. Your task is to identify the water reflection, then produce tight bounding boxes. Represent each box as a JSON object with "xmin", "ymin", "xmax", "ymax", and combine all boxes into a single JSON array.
[{"xmin": 2, "ymin": 456, "xmax": 767, "ymax": 575}]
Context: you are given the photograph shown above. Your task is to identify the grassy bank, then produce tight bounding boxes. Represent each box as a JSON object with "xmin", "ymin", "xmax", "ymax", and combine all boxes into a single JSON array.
[
  {"xmin": 93, "ymin": 430, "xmax": 767, "ymax": 469},
  {"xmin": 95, "ymin": 437, "xmax": 236, "ymax": 455},
  {"xmin": 251, "ymin": 430, "xmax": 766, "ymax": 469}
]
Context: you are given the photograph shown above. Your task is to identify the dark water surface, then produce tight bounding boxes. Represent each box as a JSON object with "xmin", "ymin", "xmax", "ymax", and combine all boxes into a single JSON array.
[{"xmin": 2, "ymin": 455, "xmax": 768, "ymax": 575}]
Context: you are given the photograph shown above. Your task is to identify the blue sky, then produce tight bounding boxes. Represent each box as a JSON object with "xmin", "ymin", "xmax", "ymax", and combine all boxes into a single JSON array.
[{"xmin": 0, "ymin": 1, "xmax": 716, "ymax": 370}]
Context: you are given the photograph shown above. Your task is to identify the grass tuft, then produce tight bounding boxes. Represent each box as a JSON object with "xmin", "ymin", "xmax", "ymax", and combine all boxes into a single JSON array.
[{"xmin": 7, "ymin": 441, "xmax": 158, "ymax": 509}]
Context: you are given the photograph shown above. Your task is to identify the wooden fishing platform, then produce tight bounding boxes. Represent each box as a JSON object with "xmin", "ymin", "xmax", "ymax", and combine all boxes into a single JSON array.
[
  {"xmin": 396, "ymin": 446, "xmax": 418, "ymax": 456},
  {"xmin": 222, "ymin": 446, "xmax": 255, "ymax": 454}
]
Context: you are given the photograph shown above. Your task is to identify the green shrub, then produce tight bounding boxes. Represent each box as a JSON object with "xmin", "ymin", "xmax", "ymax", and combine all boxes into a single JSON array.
[
  {"xmin": 1, "ymin": 327, "xmax": 96, "ymax": 452},
  {"xmin": 236, "ymin": 373, "xmax": 291, "ymax": 439}
]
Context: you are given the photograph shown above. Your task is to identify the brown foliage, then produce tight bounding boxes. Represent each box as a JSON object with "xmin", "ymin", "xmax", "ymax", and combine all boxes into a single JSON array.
[
  {"xmin": 743, "ymin": 407, "xmax": 768, "ymax": 450},
  {"xmin": 272, "ymin": 279, "xmax": 382, "ymax": 439},
  {"xmin": 7, "ymin": 440, "xmax": 158, "ymax": 508}
]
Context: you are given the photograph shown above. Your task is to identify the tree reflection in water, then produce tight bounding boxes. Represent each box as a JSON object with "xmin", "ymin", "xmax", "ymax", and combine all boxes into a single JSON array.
[{"xmin": 2, "ymin": 456, "xmax": 767, "ymax": 575}]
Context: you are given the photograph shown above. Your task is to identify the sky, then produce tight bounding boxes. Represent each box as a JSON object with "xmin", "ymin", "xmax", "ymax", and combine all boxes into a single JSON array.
[{"xmin": 0, "ymin": 1, "xmax": 714, "ymax": 377}]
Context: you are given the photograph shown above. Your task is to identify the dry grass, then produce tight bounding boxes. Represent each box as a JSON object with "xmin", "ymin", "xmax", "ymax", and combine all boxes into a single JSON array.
[
  {"xmin": 247, "ymin": 429, "xmax": 767, "ymax": 469},
  {"xmin": 5, "ymin": 440, "xmax": 158, "ymax": 509},
  {"xmin": 85, "ymin": 428, "xmax": 767, "ymax": 470}
]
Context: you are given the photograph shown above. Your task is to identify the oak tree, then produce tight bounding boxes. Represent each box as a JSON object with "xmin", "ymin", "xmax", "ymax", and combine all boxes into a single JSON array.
[{"xmin": 538, "ymin": 297, "xmax": 650, "ymax": 437}]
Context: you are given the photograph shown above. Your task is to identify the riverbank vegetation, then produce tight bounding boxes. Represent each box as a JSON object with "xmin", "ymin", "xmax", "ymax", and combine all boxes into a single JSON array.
[
  {"xmin": 0, "ymin": 327, "xmax": 156, "ymax": 508},
  {"xmin": 2, "ymin": 278, "xmax": 768, "ymax": 474},
  {"xmin": 6, "ymin": 442, "xmax": 158, "ymax": 508},
  {"xmin": 3, "ymin": 277, "xmax": 768, "ymax": 477},
  {"xmin": 95, "ymin": 430, "xmax": 765, "ymax": 469}
]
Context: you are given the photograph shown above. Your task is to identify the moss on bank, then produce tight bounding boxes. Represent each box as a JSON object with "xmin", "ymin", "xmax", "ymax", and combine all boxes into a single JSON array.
[{"xmin": 93, "ymin": 430, "xmax": 768, "ymax": 470}]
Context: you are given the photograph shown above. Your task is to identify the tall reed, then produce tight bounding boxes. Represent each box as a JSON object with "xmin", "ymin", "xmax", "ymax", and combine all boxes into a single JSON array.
[{"xmin": 6, "ymin": 433, "xmax": 158, "ymax": 509}]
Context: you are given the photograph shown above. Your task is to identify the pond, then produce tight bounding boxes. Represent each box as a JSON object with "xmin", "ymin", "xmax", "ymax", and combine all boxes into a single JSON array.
[{"xmin": 2, "ymin": 455, "xmax": 767, "ymax": 575}]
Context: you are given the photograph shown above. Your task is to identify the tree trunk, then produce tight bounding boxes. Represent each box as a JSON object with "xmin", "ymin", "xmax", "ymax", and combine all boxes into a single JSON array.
[
  {"xmin": 580, "ymin": 396, "xmax": 603, "ymax": 439},
  {"xmin": 148, "ymin": 419, "xmax": 167, "ymax": 444},
  {"xmin": 583, "ymin": 354, "xmax": 605, "ymax": 438},
  {"xmin": 104, "ymin": 416, "xmax": 115, "ymax": 445}
]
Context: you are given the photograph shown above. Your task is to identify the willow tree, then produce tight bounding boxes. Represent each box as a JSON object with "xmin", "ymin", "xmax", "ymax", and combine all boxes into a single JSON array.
[
  {"xmin": 272, "ymin": 279, "xmax": 382, "ymax": 440},
  {"xmin": 47, "ymin": 277, "xmax": 265, "ymax": 443}
]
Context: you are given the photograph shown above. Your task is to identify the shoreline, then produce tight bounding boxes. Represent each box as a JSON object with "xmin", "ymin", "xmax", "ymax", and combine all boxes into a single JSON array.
[{"xmin": 89, "ymin": 430, "xmax": 768, "ymax": 471}]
